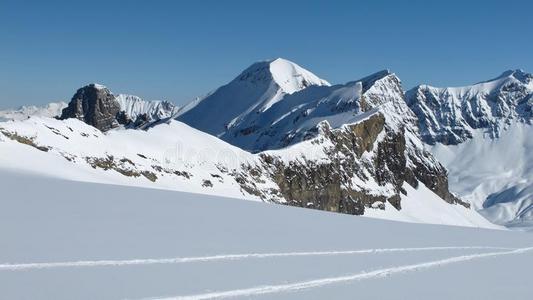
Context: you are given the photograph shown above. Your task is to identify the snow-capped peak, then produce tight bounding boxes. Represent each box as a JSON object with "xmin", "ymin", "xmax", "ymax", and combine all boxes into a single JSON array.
[
  {"xmin": 235, "ymin": 58, "xmax": 330, "ymax": 94},
  {"xmin": 268, "ymin": 58, "xmax": 330, "ymax": 93},
  {"xmin": 90, "ymin": 83, "xmax": 108, "ymax": 90},
  {"xmin": 483, "ymin": 69, "xmax": 531, "ymax": 84},
  {"xmin": 177, "ymin": 58, "xmax": 330, "ymax": 137},
  {"xmin": 357, "ymin": 69, "xmax": 393, "ymax": 87}
]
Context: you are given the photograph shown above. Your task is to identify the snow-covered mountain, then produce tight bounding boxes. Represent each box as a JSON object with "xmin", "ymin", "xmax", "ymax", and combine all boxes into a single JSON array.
[
  {"xmin": 0, "ymin": 61, "xmax": 492, "ymax": 228},
  {"xmin": 406, "ymin": 69, "xmax": 533, "ymax": 145},
  {"xmin": 176, "ymin": 58, "xmax": 330, "ymax": 137},
  {"xmin": 217, "ymin": 69, "xmax": 410, "ymax": 153},
  {"xmin": 0, "ymin": 101, "xmax": 67, "ymax": 121},
  {"xmin": 2, "ymin": 59, "xmax": 531, "ymax": 230},
  {"xmin": 407, "ymin": 70, "xmax": 533, "ymax": 228}
]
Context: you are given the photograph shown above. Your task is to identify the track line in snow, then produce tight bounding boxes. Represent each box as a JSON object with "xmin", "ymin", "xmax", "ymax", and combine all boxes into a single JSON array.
[
  {"xmin": 149, "ymin": 247, "xmax": 533, "ymax": 300},
  {"xmin": 0, "ymin": 246, "xmax": 512, "ymax": 271}
]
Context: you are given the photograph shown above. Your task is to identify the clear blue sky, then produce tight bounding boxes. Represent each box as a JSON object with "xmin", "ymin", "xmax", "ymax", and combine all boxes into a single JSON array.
[{"xmin": 1, "ymin": 0, "xmax": 532, "ymax": 109}]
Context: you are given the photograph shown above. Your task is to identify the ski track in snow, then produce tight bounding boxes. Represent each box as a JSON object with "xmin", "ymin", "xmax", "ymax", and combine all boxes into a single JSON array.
[
  {"xmin": 150, "ymin": 247, "xmax": 533, "ymax": 300},
  {"xmin": 0, "ymin": 246, "xmax": 513, "ymax": 271}
]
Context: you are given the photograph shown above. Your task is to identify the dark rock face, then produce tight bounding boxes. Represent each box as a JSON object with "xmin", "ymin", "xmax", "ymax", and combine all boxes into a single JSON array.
[{"xmin": 60, "ymin": 84, "xmax": 121, "ymax": 131}]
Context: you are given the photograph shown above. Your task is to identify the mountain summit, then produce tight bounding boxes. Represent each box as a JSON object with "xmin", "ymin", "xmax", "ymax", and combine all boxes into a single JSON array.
[{"xmin": 176, "ymin": 58, "xmax": 329, "ymax": 137}]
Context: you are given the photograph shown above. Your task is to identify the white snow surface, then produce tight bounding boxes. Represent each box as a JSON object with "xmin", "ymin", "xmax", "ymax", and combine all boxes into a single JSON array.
[
  {"xmin": 269, "ymin": 58, "xmax": 330, "ymax": 94},
  {"xmin": 431, "ymin": 122, "xmax": 533, "ymax": 228},
  {"xmin": 0, "ymin": 171, "xmax": 531, "ymax": 300}
]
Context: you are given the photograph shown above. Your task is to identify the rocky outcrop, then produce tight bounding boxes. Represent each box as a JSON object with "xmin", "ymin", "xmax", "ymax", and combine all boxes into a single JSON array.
[
  {"xmin": 60, "ymin": 84, "xmax": 121, "ymax": 131},
  {"xmin": 60, "ymin": 85, "xmax": 180, "ymax": 131}
]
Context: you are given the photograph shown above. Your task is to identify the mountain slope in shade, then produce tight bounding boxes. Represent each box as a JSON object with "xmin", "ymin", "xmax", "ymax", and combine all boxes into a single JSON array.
[
  {"xmin": 176, "ymin": 58, "xmax": 330, "ymax": 137},
  {"xmin": 406, "ymin": 69, "xmax": 533, "ymax": 145},
  {"xmin": 0, "ymin": 101, "xmax": 67, "ymax": 121}
]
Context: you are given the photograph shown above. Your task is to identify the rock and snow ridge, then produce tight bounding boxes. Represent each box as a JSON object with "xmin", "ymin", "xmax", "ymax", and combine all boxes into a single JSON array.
[
  {"xmin": 58, "ymin": 83, "xmax": 180, "ymax": 131},
  {"xmin": 406, "ymin": 69, "xmax": 533, "ymax": 145},
  {"xmin": 1, "ymin": 84, "xmax": 181, "ymax": 130},
  {"xmin": 0, "ymin": 115, "xmax": 493, "ymax": 228}
]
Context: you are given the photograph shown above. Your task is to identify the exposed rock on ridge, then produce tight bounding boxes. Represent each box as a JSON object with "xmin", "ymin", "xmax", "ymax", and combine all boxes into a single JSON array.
[{"xmin": 60, "ymin": 84, "xmax": 120, "ymax": 131}]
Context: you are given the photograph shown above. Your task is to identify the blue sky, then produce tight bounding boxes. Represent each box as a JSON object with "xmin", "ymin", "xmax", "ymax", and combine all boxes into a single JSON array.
[{"xmin": 1, "ymin": 0, "xmax": 532, "ymax": 108}]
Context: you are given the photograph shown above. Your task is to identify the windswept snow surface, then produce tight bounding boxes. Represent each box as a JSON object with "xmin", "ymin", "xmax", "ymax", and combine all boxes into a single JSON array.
[{"xmin": 0, "ymin": 171, "xmax": 532, "ymax": 300}]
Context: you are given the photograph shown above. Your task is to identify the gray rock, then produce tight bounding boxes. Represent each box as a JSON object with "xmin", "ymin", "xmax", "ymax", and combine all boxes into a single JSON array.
[{"xmin": 60, "ymin": 84, "xmax": 121, "ymax": 131}]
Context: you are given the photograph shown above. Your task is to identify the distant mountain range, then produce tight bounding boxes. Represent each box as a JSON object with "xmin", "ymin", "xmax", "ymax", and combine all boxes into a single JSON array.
[{"xmin": 1, "ymin": 58, "xmax": 531, "ymax": 229}]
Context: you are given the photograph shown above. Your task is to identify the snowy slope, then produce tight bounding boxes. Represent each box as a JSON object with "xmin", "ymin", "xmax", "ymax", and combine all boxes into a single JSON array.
[
  {"xmin": 176, "ymin": 58, "xmax": 330, "ymax": 137},
  {"xmin": 0, "ymin": 101, "xmax": 67, "ymax": 121},
  {"xmin": 0, "ymin": 116, "xmax": 256, "ymax": 200},
  {"xmin": 430, "ymin": 122, "xmax": 533, "ymax": 227},
  {"xmin": 0, "ymin": 171, "xmax": 532, "ymax": 300},
  {"xmin": 0, "ymin": 115, "xmax": 493, "ymax": 228}
]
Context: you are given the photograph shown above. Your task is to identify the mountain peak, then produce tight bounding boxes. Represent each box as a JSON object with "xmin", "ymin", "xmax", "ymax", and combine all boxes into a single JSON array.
[
  {"xmin": 236, "ymin": 58, "xmax": 330, "ymax": 94},
  {"xmin": 85, "ymin": 83, "xmax": 109, "ymax": 90},
  {"xmin": 478, "ymin": 69, "xmax": 531, "ymax": 85}
]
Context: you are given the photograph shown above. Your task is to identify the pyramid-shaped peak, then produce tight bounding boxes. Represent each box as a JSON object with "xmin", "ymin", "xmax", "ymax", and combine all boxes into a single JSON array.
[{"xmin": 236, "ymin": 58, "xmax": 330, "ymax": 94}]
